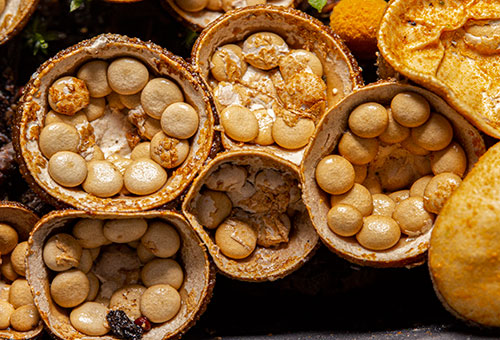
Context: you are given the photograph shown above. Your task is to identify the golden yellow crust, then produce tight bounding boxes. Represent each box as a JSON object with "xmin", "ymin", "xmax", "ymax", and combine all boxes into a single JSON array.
[
  {"xmin": 429, "ymin": 141, "xmax": 500, "ymax": 327},
  {"xmin": 378, "ymin": 0, "xmax": 500, "ymax": 138}
]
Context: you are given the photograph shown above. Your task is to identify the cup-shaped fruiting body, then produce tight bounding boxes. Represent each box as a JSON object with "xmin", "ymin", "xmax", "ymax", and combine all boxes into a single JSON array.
[
  {"xmin": 0, "ymin": 0, "xmax": 39, "ymax": 45},
  {"xmin": 301, "ymin": 81, "xmax": 485, "ymax": 267},
  {"xmin": 14, "ymin": 34, "xmax": 214, "ymax": 212},
  {"xmin": 191, "ymin": 5, "xmax": 362, "ymax": 166},
  {"xmin": 26, "ymin": 209, "xmax": 214, "ymax": 340},
  {"xmin": 0, "ymin": 201, "xmax": 43, "ymax": 340},
  {"xmin": 183, "ymin": 149, "xmax": 319, "ymax": 281}
]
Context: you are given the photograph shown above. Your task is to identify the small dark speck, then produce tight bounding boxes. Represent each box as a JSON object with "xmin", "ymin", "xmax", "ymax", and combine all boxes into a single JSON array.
[
  {"xmin": 429, "ymin": 2, "xmax": 433, "ymax": 6},
  {"xmin": 408, "ymin": 20, "xmax": 417, "ymax": 26}
]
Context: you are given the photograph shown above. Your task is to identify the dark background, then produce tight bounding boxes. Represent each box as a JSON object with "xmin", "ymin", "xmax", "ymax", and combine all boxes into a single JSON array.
[{"xmin": 0, "ymin": 1, "xmax": 498, "ymax": 339}]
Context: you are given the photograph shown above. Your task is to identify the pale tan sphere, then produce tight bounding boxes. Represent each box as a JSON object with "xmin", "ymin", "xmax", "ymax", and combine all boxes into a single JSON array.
[
  {"xmin": 140, "ymin": 117, "xmax": 163, "ymax": 140},
  {"xmin": 430, "ymin": 141, "xmax": 467, "ymax": 177},
  {"xmin": 150, "ymin": 131, "xmax": 190, "ymax": 168},
  {"xmin": 9, "ymin": 279, "xmax": 34, "ymax": 308},
  {"xmin": 107, "ymin": 58, "xmax": 149, "ymax": 95},
  {"xmin": 411, "ymin": 113, "xmax": 453, "ymax": 151},
  {"xmin": 242, "ymin": 32, "xmax": 289, "ymax": 70},
  {"xmin": 388, "ymin": 189, "xmax": 410, "ymax": 204},
  {"xmin": 315, "ymin": 155, "xmax": 355, "ymax": 195},
  {"xmin": 0, "ymin": 301, "xmax": 14, "ymax": 329},
  {"xmin": 353, "ymin": 164, "xmax": 367, "ymax": 184},
  {"xmin": 109, "ymin": 284, "xmax": 146, "ymax": 320},
  {"xmin": 379, "ymin": 108, "xmax": 410, "ymax": 144},
  {"xmin": 279, "ymin": 49, "xmax": 323, "ymax": 79},
  {"xmin": 338, "ymin": 131, "xmax": 379, "ymax": 165},
  {"xmin": 252, "ymin": 109, "xmax": 274, "ymax": 146},
  {"xmin": 215, "ymin": 218, "xmax": 257, "ymax": 259},
  {"xmin": 10, "ymin": 241, "xmax": 28, "ymax": 276},
  {"xmin": 39, "ymin": 122, "xmax": 80, "ymax": 158},
  {"xmin": 124, "ymin": 159, "xmax": 168, "ymax": 195},
  {"xmin": 393, "ymin": 196, "xmax": 435, "ymax": 236},
  {"xmin": 161, "ymin": 102, "xmax": 199, "ymax": 139},
  {"xmin": 221, "ymin": 106, "xmax": 259, "ymax": 142},
  {"xmin": 50, "ymin": 269, "xmax": 90, "ymax": 308},
  {"xmin": 175, "ymin": 0, "xmax": 208, "ymax": 12},
  {"xmin": 272, "ymin": 116, "xmax": 315, "ymax": 150},
  {"xmin": 401, "ymin": 136, "xmax": 430, "ymax": 156},
  {"xmin": 372, "ymin": 194, "xmax": 396, "ymax": 217},
  {"xmin": 106, "ymin": 91, "xmax": 126, "ymax": 110},
  {"xmin": 330, "ymin": 183, "xmax": 373, "ymax": 216},
  {"xmin": 327, "ymin": 203, "xmax": 363, "ymax": 237},
  {"xmin": 120, "ymin": 93, "xmax": 141, "ymax": 109},
  {"xmin": 222, "ymin": 0, "xmax": 265, "ymax": 11},
  {"xmin": 196, "ymin": 190, "xmax": 232, "ymax": 229},
  {"xmin": 140, "ymin": 284, "xmax": 181, "ymax": 323},
  {"xmin": 424, "ymin": 172, "xmax": 462, "ymax": 214},
  {"xmin": 10, "ymin": 304, "xmax": 40, "ymax": 332},
  {"xmin": 44, "ymin": 110, "xmax": 88, "ymax": 127},
  {"xmin": 48, "ymin": 151, "xmax": 88, "ymax": 187},
  {"xmin": 86, "ymin": 272, "xmax": 100, "ymax": 301},
  {"xmin": 103, "ymin": 219, "xmax": 148, "ymax": 244},
  {"xmin": 362, "ymin": 173, "xmax": 382, "ymax": 194},
  {"xmin": 211, "ymin": 44, "xmax": 248, "ymax": 82},
  {"xmin": 82, "ymin": 97, "xmax": 106, "ymax": 121},
  {"xmin": 43, "ymin": 233, "xmax": 82, "ymax": 272},
  {"xmin": 391, "ymin": 92, "xmax": 431, "ymax": 128},
  {"xmin": 348, "ymin": 102, "xmax": 388, "ymax": 138},
  {"xmin": 70, "ymin": 302, "xmax": 110, "ymax": 336},
  {"xmin": 131, "ymin": 142, "xmax": 150, "ymax": 160},
  {"xmin": 72, "ymin": 219, "xmax": 109, "ymax": 249},
  {"xmin": 0, "ymin": 223, "xmax": 18, "ymax": 255},
  {"xmin": 410, "ymin": 175, "xmax": 433, "ymax": 197},
  {"xmin": 205, "ymin": 164, "xmax": 247, "ymax": 191},
  {"xmin": 141, "ymin": 221, "xmax": 180, "ymax": 258},
  {"xmin": 356, "ymin": 216, "xmax": 401, "ymax": 251},
  {"xmin": 77, "ymin": 60, "xmax": 112, "ymax": 98},
  {"xmin": 137, "ymin": 243, "xmax": 155, "ymax": 264},
  {"xmin": 83, "ymin": 160, "xmax": 123, "ymax": 198},
  {"xmin": 48, "ymin": 76, "xmax": 90, "ymax": 115},
  {"xmin": 141, "ymin": 78, "xmax": 184, "ymax": 119},
  {"xmin": 141, "ymin": 258, "xmax": 184, "ymax": 289},
  {"xmin": 206, "ymin": 0, "xmax": 222, "ymax": 10},
  {"xmin": 1, "ymin": 256, "xmax": 18, "ymax": 281}
]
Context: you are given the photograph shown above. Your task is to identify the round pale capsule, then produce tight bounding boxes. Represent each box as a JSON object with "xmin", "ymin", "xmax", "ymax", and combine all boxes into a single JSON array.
[
  {"xmin": 0, "ymin": 223, "xmax": 18, "ymax": 255},
  {"xmin": 338, "ymin": 131, "xmax": 379, "ymax": 165},
  {"xmin": 372, "ymin": 194, "xmax": 396, "ymax": 217},
  {"xmin": 327, "ymin": 204, "xmax": 363, "ymax": 237},
  {"xmin": 141, "ymin": 78, "xmax": 184, "ymax": 119},
  {"xmin": 141, "ymin": 258, "xmax": 184, "ymax": 289},
  {"xmin": 393, "ymin": 197, "xmax": 435, "ymax": 236},
  {"xmin": 1, "ymin": 256, "xmax": 18, "ymax": 281},
  {"xmin": 362, "ymin": 173, "xmax": 382, "ymax": 194},
  {"xmin": 279, "ymin": 49, "xmax": 323, "ymax": 79},
  {"xmin": 272, "ymin": 116, "xmax": 315, "ymax": 150},
  {"xmin": 315, "ymin": 155, "xmax": 355, "ymax": 195},
  {"xmin": 356, "ymin": 216, "xmax": 401, "ymax": 251},
  {"xmin": 215, "ymin": 218, "xmax": 257, "ymax": 259},
  {"xmin": 424, "ymin": 172, "xmax": 462, "ymax": 214},
  {"xmin": 211, "ymin": 44, "xmax": 248, "ymax": 82},
  {"xmin": 161, "ymin": 102, "xmax": 199, "ymax": 139},
  {"xmin": 48, "ymin": 151, "xmax": 88, "ymax": 187},
  {"xmin": 9, "ymin": 279, "xmax": 34, "ymax": 308},
  {"xmin": 353, "ymin": 164, "xmax": 367, "ymax": 184},
  {"xmin": 106, "ymin": 91, "xmax": 125, "ymax": 110},
  {"xmin": 109, "ymin": 285, "xmax": 146, "ymax": 320},
  {"xmin": 252, "ymin": 109, "xmax": 274, "ymax": 146},
  {"xmin": 124, "ymin": 159, "xmax": 168, "ymax": 195},
  {"xmin": 0, "ymin": 301, "xmax": 14, "ymax": 329},
  {"xmin": 430, "ymin": 141, "xmax": 467, "ymax": 177},
  {"xmin": 10, "ymin": 242, "xmax": 28, "ymax": 276},
  {"xmin": 221, "ymin": 106, "xmax": 259, "ymax": 142},
  {"xmin": 83, "ymin": 160, "xmax": 123, "ymax": 198},
  {"xmin": 120, "ymin": 93, "xmax": 141, "ymax": 109},
  {"xmin": 82, "ymin": 97, "xmax": 106, "ymax": 121},
  {"xmin": 103, "ymin": 218, "xmax": 148, "ymax": 243},
  {"xmin": 141, "ymin": 221, "xmax": 180, "ymax": 258},
  {"xmin": 77, "ymin": 60, "xmax": 112, "ymax": 98},
  {"xmin": 348, "ymin": 102, "xmax": 388, "ymax": 138},
  {"xmin": 48, "ymin": 76, "xmax": 90, "ymax": 115},
  {"xmin": 140, "ymin": 284, "xmax": 181, "ymax": 323},
  {"xmin": 411, "ymin": 113, "xmax": 453, "ymax": 151},
  {"xmin": 330, "ymin": 183, "xmax": 373, "ymax": 217},
  {"xmin": 410, "ymin": 175, "xmax": 433, "ymax": 197},
  {"xmin": 206, "ymin": 0, "xmax": 222, "ymax": 10},
  {"xmin": 242, "ymin": 32, "xmax": 289, "ymax": 70},
  {"xmin": 86, "ymin": 272, "xmax": 100, "ymax": 301},
  {"xmin": 50, "ymin": 269, "xmax": 90, "ymax": 308},
  {"xmin": 10, "ymin": 305, "xmax": 40, "ymax": 332},
  {"xmin": 72, "ymin": 219, "xmax": 109, "ymax": 249},
  {"xmin": 401, "ymin": 136, "xmax": 430, "ymax": 156},
  {"xmin": 70, "ymin": 302, "xmax": 110, "ymax": 336},
  {"xmin": 175, "ymin": 0, "xmax": 208, "ymax": 12},
  {"xmin": 137, "ymin": 243, "xmax": 155, "ymax": 264},
  {"xmin": 43, "ymin": 233, "xmax": 82, "ymax": 271},
  {"xmin": 39, "ymin": 122, "xmax": 80, "ymax": 158},
  {"xmin": 131, "ymin": 142, "xmax": 150, "ymax": 160},
  {"xmin": 379, "ymin": 108, "xmax": 410, "ymax": 144},
  {"xmin": 391, "ymin": 92, "xmax": 431, "ymax": 128},
  {"xmin": 150, "ymin": 132, "xmax": 189, "ymax": 168},
  {"xmin": 107, "ymin": 58, "xmax": 149, "ymax": 95},
  {"xmin": 388, "ymin": 190, "xmax": 410, "ymax": 204},
  {"xmin": 196, "ymin": 190, "xmax": 232, "ymax": 229}
]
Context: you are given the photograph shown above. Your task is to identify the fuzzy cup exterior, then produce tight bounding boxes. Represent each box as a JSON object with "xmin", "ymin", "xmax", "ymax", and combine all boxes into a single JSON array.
[
  {"xmin": 14, "ymin": 33, "xmax": 215, "ymax": 212},
  {"xmin": 0, "ymin": 201, "xmax": 43, "ymax": 340},
  {"xmin": 25, "ymin": 210, "xmax": 215, "ymax": 340},
  {"xmin": 182, "ymin": 150, "xmax": 319, "ymax": 282},
  {"xmin": 191, "ymin": 5, "xmax": 363, "ymax": 166},
  {"xmin": 300, "ymin": 81, "xmax": 485, "ymax": 268},
  {"xmin": 0, "ymin": 0, "xmax": 39, "ymax": 45}
]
